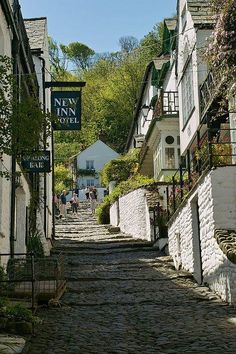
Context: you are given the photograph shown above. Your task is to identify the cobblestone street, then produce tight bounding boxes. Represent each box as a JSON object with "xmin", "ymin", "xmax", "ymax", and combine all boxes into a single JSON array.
[{"xmin": 25, "ymin": 204, "xmax": 236, "ymax": 354}]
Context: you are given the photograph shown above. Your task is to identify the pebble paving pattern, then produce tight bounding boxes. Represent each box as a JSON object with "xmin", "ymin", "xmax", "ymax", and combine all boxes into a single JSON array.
[{"xmin": 25, "ymin": 203, "xmax": 236, "ymax": 354}]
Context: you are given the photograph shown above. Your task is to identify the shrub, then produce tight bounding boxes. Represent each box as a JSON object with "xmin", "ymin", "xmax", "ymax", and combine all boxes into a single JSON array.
[
  {"xmin": 27, "ymin": 233, "xmax": 44, "ymax": 258},
  {"xmin": 100, "ymin": 148, "xmax": 140, "ymax": 186},
  {"xmin": 96, "ymin": 196, "xmax": 110, "ymax": 224}
]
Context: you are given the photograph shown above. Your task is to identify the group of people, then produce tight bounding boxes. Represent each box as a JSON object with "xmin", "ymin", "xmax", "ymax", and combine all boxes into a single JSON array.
[{"xmin": 54, "ymin": 186, "xmax": 98, "ymax": 219}]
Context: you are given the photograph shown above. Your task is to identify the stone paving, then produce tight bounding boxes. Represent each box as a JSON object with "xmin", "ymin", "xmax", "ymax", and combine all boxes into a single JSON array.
[{"xmin": 25, "ymin": 203, "xmax": 236, "ymax": 354}]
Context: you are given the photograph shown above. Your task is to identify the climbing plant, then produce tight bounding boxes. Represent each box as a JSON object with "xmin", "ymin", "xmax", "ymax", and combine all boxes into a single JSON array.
[
  {"xmin": 0, "ymin": 55, "xmax": 53, "ymax": 177},
  {"xmin": 206, "ymin": 0, "xmax": 236, "ymax": 95}
]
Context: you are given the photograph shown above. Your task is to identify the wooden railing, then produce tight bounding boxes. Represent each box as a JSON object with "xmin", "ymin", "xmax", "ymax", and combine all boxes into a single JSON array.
[{"xmin": 153, "ymin": 90, "xmax": 179, "ymax": 118}]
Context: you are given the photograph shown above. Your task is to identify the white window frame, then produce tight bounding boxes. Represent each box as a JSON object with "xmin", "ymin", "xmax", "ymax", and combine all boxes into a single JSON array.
[
  {"xmin": 86, "ymin": 160, "xmax": 94, "ymax": 170},
  {"xmin": 182, "ymin": 59, "xmax": 194, "ymax": 126}
]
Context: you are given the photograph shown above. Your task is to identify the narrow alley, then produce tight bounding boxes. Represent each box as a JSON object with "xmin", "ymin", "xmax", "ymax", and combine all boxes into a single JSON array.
[{"xmin": 25, "ymin": 204, "xmax": 236, "ymax": 354}]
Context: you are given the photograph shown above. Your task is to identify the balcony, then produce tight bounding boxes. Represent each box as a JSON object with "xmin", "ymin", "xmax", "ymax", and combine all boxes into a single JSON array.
[
  {"xmin": 153, "ymin": 91, "xmax": 179, "ymax": 119},
  {"xmin": 199, "ymin": 71, "xmax": 226, "ymax": 120}
]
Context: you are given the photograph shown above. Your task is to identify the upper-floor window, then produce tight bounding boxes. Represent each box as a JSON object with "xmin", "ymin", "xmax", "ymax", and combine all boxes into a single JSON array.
[
  {"xmin": 86, "ymin": 179, "xmax": 94, "ymax": 187},
  {"xmin": 182, "ymin": 59, "xmax": 194, "ymax": 126},
  {"xmin": 86, "ymin": 160, "xmax": 94, "ymax": 170}
]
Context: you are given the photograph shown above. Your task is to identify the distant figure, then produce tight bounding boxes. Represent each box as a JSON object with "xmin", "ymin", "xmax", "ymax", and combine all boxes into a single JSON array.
[
  {"xmin": 60, "ymin": 190, "xmax": 67, "ymax": 218},
  {"xmin": 93, "ymin": 187, "xmax": 97, "ymax": 200},
  {"xmin": 89, "ymin": 187, "xmax": 96, "ymax": 214},
  {"xmin": 70, "ymin": 192, "xmax": 79, "ymax": 215},
  {"xmin": 85, "ymin": 187, "xmax": 90, "ymax": 200},
  {"xmin": 53, "ymin": 194, "xmax": 60, "ymax": 215}
]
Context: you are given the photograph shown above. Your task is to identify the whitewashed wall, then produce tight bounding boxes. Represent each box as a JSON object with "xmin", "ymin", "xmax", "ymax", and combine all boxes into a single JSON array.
[
  {"xmin": 168, "ymin": 167, "xmax": 236, "ymax": 304},
  {"xmin": 0, "ymin": 7, "xmax": 14, "ymax": 255},
  {"xmin": 110, "ymin": 188, "xmax": 151, "ymax": 241}
]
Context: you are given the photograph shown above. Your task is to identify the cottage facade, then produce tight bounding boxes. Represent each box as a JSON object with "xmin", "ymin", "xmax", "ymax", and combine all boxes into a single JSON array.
[
  {"xmin": 0, "ymin": 1, "xmax": 52, "ymax": 259},
  {"xmin": 167, "ymin": 0, "xmax": 236, "ymax": 304},
  {"xmin": 75, "ymin": 140, "xmax": 119, "ymax": 188}
]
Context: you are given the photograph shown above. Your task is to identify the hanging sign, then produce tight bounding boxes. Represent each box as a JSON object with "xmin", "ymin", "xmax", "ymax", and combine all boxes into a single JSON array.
[
  {"xmin": 21, "ymin": 151, "xmax": 51, "ymax": 173},
  {"xmin": 51, "ymin": 91, "xmax": 81, "ymax": 130}
]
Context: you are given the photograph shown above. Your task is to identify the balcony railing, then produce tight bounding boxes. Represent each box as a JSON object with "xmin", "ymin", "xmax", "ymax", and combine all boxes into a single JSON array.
[
  {"xmin": 166, "ymin": 126, "xmax": 236, "ymax": 219},
  {"xmin": 153, "ymin": 90, "xmax": 179, "ymax": 119}
]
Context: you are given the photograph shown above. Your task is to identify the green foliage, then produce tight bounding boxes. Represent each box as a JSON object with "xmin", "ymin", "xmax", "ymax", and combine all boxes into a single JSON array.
[
  {"xmin": 60, "ymin": 42, "xmax": 95, "ymax": 71},
  {"xmin": 100, "ymin": 149, "xmax": 140, "ymax": 186},
  {"xmin": 54, "ymin": 164, "xmax": 72, "ymax": 193},
  {"xmin": 139, "ymin": 22, "xmax": 164, "ymax": 59},
  {"xmin": 0, "ymin": 56, "xmax": 52, "ymax": 157},
  {"xmin": 6, "ymin": 303, "xmax": 33, "ymax": 322},
  {"xmin": 27, "ymin": 233, "xmax": 44, "ymax": 258},
  {"xmin": 50, "ymin": 22, "xmax": 164, "ymax": 160},
  {"xmin": 95, "ymin": 196, "xmax": 110, "ymax": 224},
  {"xmin": 0, "ymin": 299, "xmax": 41, "ymax": 326}
]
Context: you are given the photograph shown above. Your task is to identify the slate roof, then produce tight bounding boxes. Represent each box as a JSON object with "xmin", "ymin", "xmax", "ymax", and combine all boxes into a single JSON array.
[
  {"xmin": 187, "ymin": 0, "xmax": 216, "ymax": 26},
  {"xmin": 24, "ymin": 17, "xmax": 47, "ymax": 50}
]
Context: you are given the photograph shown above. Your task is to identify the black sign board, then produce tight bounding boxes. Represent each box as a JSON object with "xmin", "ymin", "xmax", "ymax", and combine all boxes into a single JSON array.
[
  {"xmin": 22, "ymin": 151, "xmax": 51, "ymax": 173},
  {"xmin": 51, "ymin": 91, "xmax": 81, "ymax": 130}
]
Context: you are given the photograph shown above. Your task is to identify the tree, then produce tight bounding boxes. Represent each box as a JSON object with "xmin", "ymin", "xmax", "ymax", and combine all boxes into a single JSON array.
[
  {"xmin": 119, "ymin": 36, "xmax": 139, "ymax": 53},
  {"xmin": 54, "ymin": 164, "xmax": 72, "ymax": 193},
  {"xmin": 60, "ymin": 42, "xmax": 95, "ymax": 71},
  {"xmin": 48, "ymin": 37, "xmax": 67, "ymax": 76},
  {"xmin": 139, "ymin": 22, "xmax": 164, "ymax": 59}
]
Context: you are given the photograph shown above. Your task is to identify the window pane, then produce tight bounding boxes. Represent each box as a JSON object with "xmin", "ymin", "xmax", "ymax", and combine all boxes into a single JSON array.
[
  {"xmin": 86, "ymin": 160, "xmax": 94, "ymax": 170},
  {"xmin": 165, "ymin": 148, "xmax": 175, "ymax": 169}
]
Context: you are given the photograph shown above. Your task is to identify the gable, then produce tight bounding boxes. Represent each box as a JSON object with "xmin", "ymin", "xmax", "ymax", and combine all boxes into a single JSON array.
[{"xmin": 77, "ymin": 140, "xmax": 118, "ymax": 159}]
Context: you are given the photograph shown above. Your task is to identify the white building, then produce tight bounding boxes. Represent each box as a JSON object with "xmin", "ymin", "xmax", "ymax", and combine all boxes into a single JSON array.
[
  {"xmin": 167, "ymin": 0, "xmax": 236, "ymax": 304},
  {"xmin": 0, "ymin": 2, "xmax": 52, "ymax": 259},
  {"xmin": 126, "ymin": 19, "xmax": 180, "ymax": 182},
  {"xmin": 72, "ymin": 140, "xmax": 119, "ymax": 199},
  {"xmin": 24, "ymin": 17, "xmax": 53, "ymax": 251}
]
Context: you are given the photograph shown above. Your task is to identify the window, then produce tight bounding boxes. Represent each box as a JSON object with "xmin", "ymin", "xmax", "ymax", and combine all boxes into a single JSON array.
[
  {"xmin": 177, "ymin": 136, "xmax": 180, "ymax": 145},
  {"xmin": 154, "ymin": 145, "xmax": 162, "ymax": 178},
  {"xmin": 86, "ymin": 160, "xmax": 94, "ymax": 170},
  {"xmin": 182, "ymin": 59, "xmax": 194, "ymax": 126},
  {"xmin": 86, "ymin": 179, "xmax": 94, "ymax": 187},
  {"xmin": 165, "ymin": 148, "xmax": 175, "ymax": 169},
  {"xmin": 165, "ymin": 136, "xmax": 175, "ymax": 145}
]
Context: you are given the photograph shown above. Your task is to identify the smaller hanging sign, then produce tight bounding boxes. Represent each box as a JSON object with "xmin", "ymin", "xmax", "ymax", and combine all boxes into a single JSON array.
[{"xmin": 21, "ymin": 151, "xmax": 51, "ymax": 173}]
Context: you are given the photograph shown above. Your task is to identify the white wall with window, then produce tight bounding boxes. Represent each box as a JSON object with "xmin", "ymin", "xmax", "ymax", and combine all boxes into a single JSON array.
[
  {"xmin": 86, "ymin": 160, "xmax": 94, "ymax": 170},
  {"xmin": 76, "ymin": 140, "xmax": 119, "ymax": 187},
  {"xmin": 178, "ymin": 0, "xmax": 214, "ymax": 154}
]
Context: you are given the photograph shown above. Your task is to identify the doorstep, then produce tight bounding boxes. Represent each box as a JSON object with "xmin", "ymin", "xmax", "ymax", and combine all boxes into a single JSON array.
[{"xmin": 0, "ymin": 334, "xmax": 26, "ymax": 354}]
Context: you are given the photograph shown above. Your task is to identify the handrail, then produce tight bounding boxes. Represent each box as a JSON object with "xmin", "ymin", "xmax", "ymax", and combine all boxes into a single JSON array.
[{"xmin": 167, "ymin": 126, "xmax": 236, "ymax": 218}]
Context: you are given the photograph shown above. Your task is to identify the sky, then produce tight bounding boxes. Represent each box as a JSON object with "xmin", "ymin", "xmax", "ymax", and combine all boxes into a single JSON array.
[{"xmin": 20, "ymin": 0, "xmax": 177, "ymax": 53}]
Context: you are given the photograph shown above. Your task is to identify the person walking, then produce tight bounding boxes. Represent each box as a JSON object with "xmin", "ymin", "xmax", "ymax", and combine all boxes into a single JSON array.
[
  {"xmin": 70, "ymin": 192, "xmax": 79, "ymax": 216},
  {"xmin": 89, "ymin": 187, "xmax": 96, "ymax": 214},
  {"xmin": 85, "ymin": 186, "xmax": 90, "ymax": 200},
  {"xmin": 60, "ymin": 190, "xmax": 67, "ymax": 218}
]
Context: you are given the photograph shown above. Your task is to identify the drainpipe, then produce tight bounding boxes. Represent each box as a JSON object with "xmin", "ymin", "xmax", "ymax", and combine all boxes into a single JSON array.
[{"xmin": 39, "ymin": 56, "xmax": 47, "ymax": 238}]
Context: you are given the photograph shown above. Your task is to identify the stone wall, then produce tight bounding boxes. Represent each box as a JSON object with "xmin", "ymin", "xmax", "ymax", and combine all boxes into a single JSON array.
[
  {"xmin": 110, "ymin": 188, "xmax": 152, "ymax": 241},
  {"xmin": 168, "ymin": 167, "xmax": 236, "ymax": 304}
]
